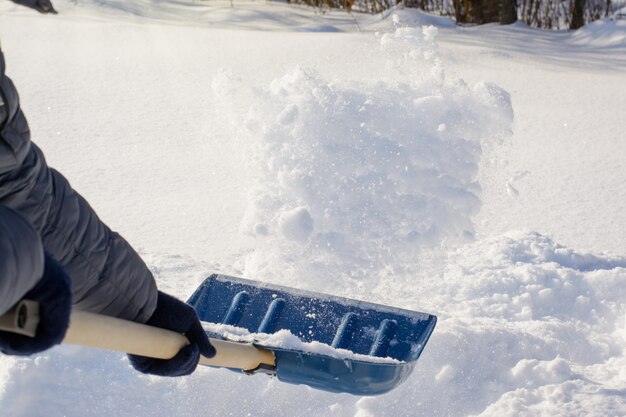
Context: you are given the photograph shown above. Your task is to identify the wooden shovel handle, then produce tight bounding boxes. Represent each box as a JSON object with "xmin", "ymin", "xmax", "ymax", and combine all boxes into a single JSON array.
[{"xmin": 0, "ymin": 300, "xmax": 275, "ymax": 373}]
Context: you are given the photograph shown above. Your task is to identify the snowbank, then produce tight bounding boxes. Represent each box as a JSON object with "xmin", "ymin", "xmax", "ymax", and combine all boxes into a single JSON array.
[
  {"xmin": 352, "ymin": 231, "xmax": 626, "ymax": 417},
  {"xmin": 570, "ymin": 18, "xmax": 626, "ymax": 47}
]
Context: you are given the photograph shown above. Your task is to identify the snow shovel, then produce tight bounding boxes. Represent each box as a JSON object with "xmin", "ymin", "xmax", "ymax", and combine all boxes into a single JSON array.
[{"xmin": 0, "ymin": 274, "xmax": 436, "ymax": 396}]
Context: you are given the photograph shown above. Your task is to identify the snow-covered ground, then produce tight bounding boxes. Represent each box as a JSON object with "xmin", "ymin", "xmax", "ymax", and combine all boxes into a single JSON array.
[{"xmin": 0, "ymin": 1, "xmax": 625, "ymax": 416}]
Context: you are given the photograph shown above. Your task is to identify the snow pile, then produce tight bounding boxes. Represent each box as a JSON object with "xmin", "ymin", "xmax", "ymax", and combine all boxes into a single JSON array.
[
  {"xmin": 214, "ymin": 26, "xmax": 513, "ymax": 294},
  {"xmin": 569, "ymin": 17, "xmax": 626, "ymax": 47},
  {"xmin": 202, "ymin": 322, "xmax": 401, "ymax": 363},
  {"xmin": 352, "ymin": 231, "xmax": 626, "ymax": 417},
  {"xmin": 440, "ymin": 231, "xmax": 626, "ymax": 322}
]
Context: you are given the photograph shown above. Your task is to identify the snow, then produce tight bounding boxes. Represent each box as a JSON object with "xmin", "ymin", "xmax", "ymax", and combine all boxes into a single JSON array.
[
  {"xmin": 0, "ymin": 1, "xmax": 625, "ymax": 416},
  {"xmin": 571, "ymin": 17, "xmax": 626, "ymax": 47},
  {"xmin": 201, "ymin": 322, "xmax": 401, "ymax": 364},
  {"xmin": 228, "ymin": 39, "xmax": 513, "ymax": 292}
]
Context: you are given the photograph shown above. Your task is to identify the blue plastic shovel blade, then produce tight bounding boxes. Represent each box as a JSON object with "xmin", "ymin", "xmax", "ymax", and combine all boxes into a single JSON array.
[{"xmin": 187, "ymin": 274, "xmax": 436, "ymax": 395}]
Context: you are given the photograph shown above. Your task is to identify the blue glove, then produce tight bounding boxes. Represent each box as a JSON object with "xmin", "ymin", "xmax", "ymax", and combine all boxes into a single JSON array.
[
  {"xmin": 0, "ymin": 253, "xmax": 72, "ymax": 356},
  {"xmin": 128, "ymin": 291, "xmax": 215, "ymax": 377}
]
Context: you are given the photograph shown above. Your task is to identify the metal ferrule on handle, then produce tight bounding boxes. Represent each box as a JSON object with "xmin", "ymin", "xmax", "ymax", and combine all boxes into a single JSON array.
[{"xmin": 0, "ymin": 300, "xmax": 40, "ymax": 337}]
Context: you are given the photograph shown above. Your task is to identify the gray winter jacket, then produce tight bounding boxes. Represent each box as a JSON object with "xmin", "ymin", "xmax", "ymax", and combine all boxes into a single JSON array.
[
  {"xmin": 0, "ymin": 49, "xmax": 157, "ymax": 322},
  {"xmin": 0, "ymin": 206, "xmax": 44, "ymax": 315}
]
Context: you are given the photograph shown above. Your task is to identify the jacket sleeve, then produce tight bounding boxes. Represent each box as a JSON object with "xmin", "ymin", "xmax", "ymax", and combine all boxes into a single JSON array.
[
  {"xmin": 0, "ymin": 50, "xmax": 157, "ymax": 322},
  {"xmin": 0, "ymin": 205, "xmax": 44, "ymax": 315}
]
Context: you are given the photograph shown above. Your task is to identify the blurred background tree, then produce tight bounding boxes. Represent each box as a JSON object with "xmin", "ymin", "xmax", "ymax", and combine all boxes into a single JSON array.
[{"xmin": 291, "ymin": 0, "xmax": 622, "ymax": 29}]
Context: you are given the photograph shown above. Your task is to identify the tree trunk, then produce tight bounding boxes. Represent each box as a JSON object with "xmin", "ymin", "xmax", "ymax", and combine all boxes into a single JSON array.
[
  {"xmin": 454, "ymin": 0, "xmax": 504, "ymax": 24},
  {"xmin": 452, "ymin": 0, "xmax": 465, "ymax": 23},
  {"xmin": 501, "ymin": 0, "xmax": 518, "ymax": 24},
  {"xmin": 570, "ymin": 0, "xmax": 586, "ymax": 29},
  {"xmin": 482, "ymin": 0, "xmax": 502, "ymax": 22}
]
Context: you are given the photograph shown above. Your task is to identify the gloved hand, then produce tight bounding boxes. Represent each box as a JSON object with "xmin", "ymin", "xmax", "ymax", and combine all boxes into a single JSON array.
[
  {"xmin": 128, "ymin": 291, "xmax": 215, "ymax": 377},
  {"xmin": 0, "ymin": 253, "xmax": 72, "ymax": 355}
]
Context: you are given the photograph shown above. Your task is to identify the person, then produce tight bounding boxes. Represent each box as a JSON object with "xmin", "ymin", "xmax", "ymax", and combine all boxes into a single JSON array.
[
  {"xmin": 11, "ymin": 0, "xmax": 58, "ymax": 15},
  {"xmin": 0, "ymin": 46, "xmax": 215, "ymax": 376}
]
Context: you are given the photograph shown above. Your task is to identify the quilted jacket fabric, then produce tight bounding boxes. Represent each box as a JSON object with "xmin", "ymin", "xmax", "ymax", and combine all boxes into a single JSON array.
[{"xmin": 0, "ymin": 49, "xmax": 156, "ymax": 322}]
